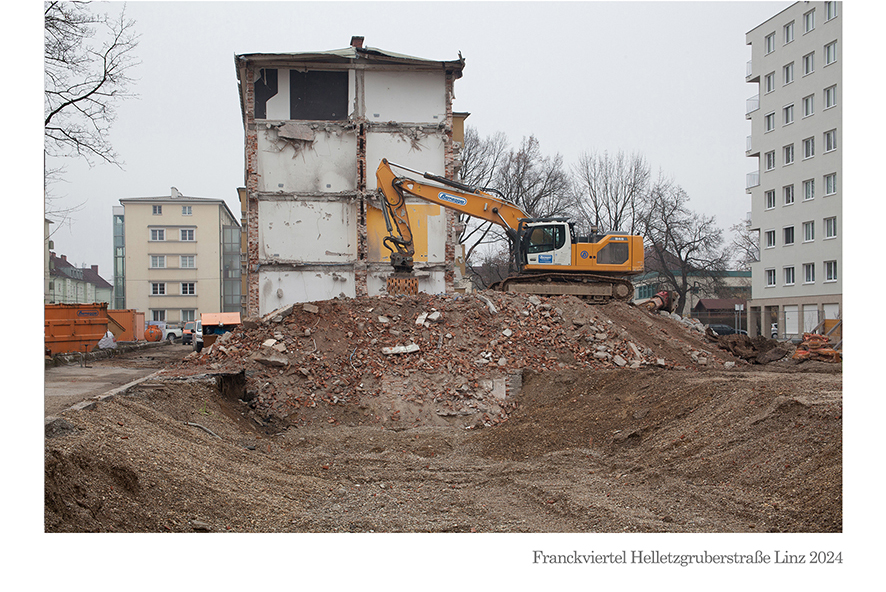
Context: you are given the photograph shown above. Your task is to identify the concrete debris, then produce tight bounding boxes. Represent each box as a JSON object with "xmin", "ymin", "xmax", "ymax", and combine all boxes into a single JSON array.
[
  {"xmin": 163, "ymin": 292, "xmax": 752, "ymax": 429},
  {"xmin": 382, "ymin": 343, "xmax": 420, "ymax": 355}
]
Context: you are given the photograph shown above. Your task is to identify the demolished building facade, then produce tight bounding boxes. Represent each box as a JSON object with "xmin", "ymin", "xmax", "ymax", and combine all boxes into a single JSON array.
[{"xmin": 235, "ymin": 37, "xmax": 466, "ymax": 317}]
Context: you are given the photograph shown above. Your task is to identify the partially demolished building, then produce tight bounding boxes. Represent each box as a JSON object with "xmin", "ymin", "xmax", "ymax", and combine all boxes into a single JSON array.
[{"xmin": 235, "ymin": 37, "xmax": 466, "ymax": 316}]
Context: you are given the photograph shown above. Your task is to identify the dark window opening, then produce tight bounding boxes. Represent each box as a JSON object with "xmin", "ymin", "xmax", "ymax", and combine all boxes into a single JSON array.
[
  {"xmin": 254, "ymin": 68, "xmax": 279, "ymax": 120},
  {"xmin": 596, "ymin": 242, "xmax": 629, "ymax": 265},
  {"xmin": 290, "ymin": 70, "xmax": 348, "ymax": 120}
]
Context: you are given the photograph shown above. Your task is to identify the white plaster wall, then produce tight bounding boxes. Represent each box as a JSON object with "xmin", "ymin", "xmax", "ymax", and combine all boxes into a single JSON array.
[
  {"xmin": 264, "ymin": 68, "xmax": 290, "ymax": 120},
  {"xmin": 365, "ymin": 131, "xmax": 446, "ymax": 190},
  {"xmin": 366, "ymin": 269, "xmax": 446, "ymax": 297},
  {"xmin": 420, "ymin": 204, "xmax": 447, "ymax": 264},
  {"xmin": 258, "ymin": 201, "xmax": 356, "ymax": 262},
  {"xmin": 364, "ymin": 71, "xmax": 446, "ymax": 124},
  {"xmin": 257, "ymin": 127, "xmax": 357, "ymax": 193},
  {"xmin": 259, "ymin": 269, "xmax": 355, "ymax": 312}
]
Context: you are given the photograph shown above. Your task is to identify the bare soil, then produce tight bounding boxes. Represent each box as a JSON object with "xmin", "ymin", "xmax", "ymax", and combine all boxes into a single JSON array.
[{"xmin": 44, "ymin": 293, "xmax": 841, "ymax": 533}]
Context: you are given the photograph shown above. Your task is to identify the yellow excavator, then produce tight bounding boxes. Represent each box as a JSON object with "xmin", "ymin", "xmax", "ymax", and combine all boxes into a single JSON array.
[{"xmin": 376, "ymin": 158, "xmax": 644, "ymax": 301}]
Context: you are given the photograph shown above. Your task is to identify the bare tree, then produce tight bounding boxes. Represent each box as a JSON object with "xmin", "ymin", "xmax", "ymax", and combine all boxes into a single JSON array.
[
  {"xmin": 495, "ymin": 135, "xmax": 572, "ymax": 218},
  {"xmin": 456, "ymin": 127, "xmax": 512, "ymax": 264},
  {"xmin": 570, "ymin": 150, "xmax": 650, "ymax": 235},
  {"xmin": 640, "ymin": 176, "xmax": 729, "ymax": 314},
  {"xmin": 44, "ymin": 1, "xmax": 139, "ymax": 168},
  {"xmin": 728, "ymin": 219, "xmax": 760, "ymax": 271}
]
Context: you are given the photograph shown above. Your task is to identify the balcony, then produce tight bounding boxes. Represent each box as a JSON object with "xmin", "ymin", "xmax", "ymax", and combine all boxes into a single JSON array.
[
  {"xmin": 746, "ymin": 94, "xmax": 760, "ymax": 118},
  {"xmin": 746, "ymin": 135, "xmax": 759, "ymax": 156},
  {"xmin": 746, "ymin": 171, "xmax": 760, "ymax": 192},
  {"xmin": 746, "ymin": 60, "xmax": 759, "ymax": 82}
]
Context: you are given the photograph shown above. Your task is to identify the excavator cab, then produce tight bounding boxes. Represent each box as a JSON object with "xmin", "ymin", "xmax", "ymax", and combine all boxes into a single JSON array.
[{"xmin": 518, "ymin": 219, "xmax": 573, "ymax": 269}]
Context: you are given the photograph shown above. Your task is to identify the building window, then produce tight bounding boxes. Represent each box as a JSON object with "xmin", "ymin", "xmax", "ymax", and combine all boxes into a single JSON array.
[
  {"xmin": 181, "ymin": 309, "xmax": 196, "ymax": 323},
  {"xmin": 783, "ymin": 185, "xmax": 794, "ymax": 205},
  {"xmin": 825, "ymin": 2, "xmax": 838, "ymax": 21},
  {"xmin": 804, "ymin": 9, "xmax": 815, "ymax": 33},
  {"xmin": 766, "ymin": 268, "xmax": 776, "ymax": 287},
  {"xmin": 783, "ymin": 62, "xmax": 794, "ymax": 85},
  {"xmin": 182, "ymin": 205, "xmax": 192, "ymax": 216},
  {"xmin": 824, "ymin": 129, "xmax": 837, "ymax": 152},
  {"xmin": 152, "ymin": 205, "xmax": 162, "ymax": 215},
  {"xmin": 150, "ymin": 255, "xmax": 166, "ymax": 269},
  {"xmin": 151, "ymin": 282, "xmax": 166, "ymax": 296},
  {"xmin": 180, "ymin": 255, "xmax": 195, "ymax": 269},
  {"xmin": 784, "ymin": 266, "xmax": 795, "ymax": 286},
  {"xmin": 784, "ymin": 21, "xmax": 794, "ymax": 44},
  {"xmin": 802, "ymin": 52, "xmax": 814, "ymax": 76},
  {"xmin": 803, "ymin": 94, "xmax": 814, "ymax": 117},
  {"xmin": 151, "ymin": 309, "xmax": 166, "ymax": 322},
  {"xmin": 803, "ymin": 179, "xmax": 815, "ymax": 201},
  {"xmin": 765, "ymin": 190, "xmax": 776, "ymax": 209},
  {"xmin": 825, "ymin": 217, "xmax": 837, "ymax": 239},
  {"xmin": 764, "ymin": 112, "xmax": 775, "ymax": 132},
  {"xmin": 765, "ymin": 32, "xmax": 776, "ymax": 54},
  {"xmin": 764, "ymin": 72, "xmax": 775, "ymax": 94},
  {"xmin": 803, "ymin": 137, "xmax": 815, "ymax": 159},
  {"xmin": 180, "ymin": 229, "xmax": 195, "ymax": 241},
  {"xmin": 765, "ymin": 230, "xmax": 776, "ymax": 248},
  {"xmin": 803, "ymin": 263, "xmax": 815, "ymax": 284},
  {"xmin": 824, "ymin": 85, "xmax": 837, "ymax": 109},
  {"xmin": 803, "ymin": 221, "xmax": 815, "ymax": 242},
  {"xmin": 783, "ymin": 103, "xmax": 794, "ymax": 125},
  {"xmin": 825, "ymin": 173, "xmax": 837, "ymax": 195},
  {"xmin": 181, "ymin": 282, "xmax": 196, "ymax": 295},
  {"xmin": 824, "ymin": 41, "xmax": 837, "ymax": 66},
  {"xmin": 150, "ymin": 228, "xmax": 165, "ymax": 241},
  {"xmin": 783, "ymin": 144, "xmax": 794, "ymax": 165},
  {"xmin": 765, "ymin": 151, "xmax": 776, "ymax": 171},
  {"xmin": 825, "ymin": 260, "xmax": 837, "ymax": 282},
  {"xmin": 784, "ymin": 226, "xmax": 795, "ymax": 246}
]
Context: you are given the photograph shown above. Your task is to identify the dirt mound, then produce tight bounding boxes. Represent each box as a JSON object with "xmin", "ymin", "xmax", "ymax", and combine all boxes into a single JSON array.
[{"xmin": 164, "ymin": 293, "xmax": 763, "ymax": 430}]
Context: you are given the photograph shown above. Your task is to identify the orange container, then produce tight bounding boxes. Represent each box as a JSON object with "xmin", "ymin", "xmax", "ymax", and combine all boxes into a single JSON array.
[
  {"xmin": 108, "ymin": 309, "xmax": 145, "ymax": 342},
  {"xmin": 45, "ymin": 303, "xmax": 110, "ymax": 355}
]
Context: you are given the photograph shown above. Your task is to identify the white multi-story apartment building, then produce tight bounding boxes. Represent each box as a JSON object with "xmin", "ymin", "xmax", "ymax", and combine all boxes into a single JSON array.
[
  {"xmin": 114, "ymin": 189, "xmax": 242, "ymax": 327},
  {"xmin": 745, "ymin": 1, "xmax": 841, "ymax": 340}
]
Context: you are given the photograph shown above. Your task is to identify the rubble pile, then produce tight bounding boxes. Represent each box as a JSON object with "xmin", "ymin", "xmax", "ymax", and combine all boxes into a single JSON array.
[
  {"xmin": 792, "ymin": 332, "xmax": 842, "ymax": 363},
  {"xmin": 166, "ymin": 292, "xmax": 742, "ymax": 429}
]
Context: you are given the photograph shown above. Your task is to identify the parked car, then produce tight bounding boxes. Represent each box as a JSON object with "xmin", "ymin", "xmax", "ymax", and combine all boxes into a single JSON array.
[
  {"xmin": 707, "ymin": 324, "xmax": 747, "ymax": 336},
  {"xmin": 182, "ymin": 321, "xmax": 196, "ymax": 345},
  {"xmin": 164, "ymin": 326, "xmax": 183, "ymax": 342}
]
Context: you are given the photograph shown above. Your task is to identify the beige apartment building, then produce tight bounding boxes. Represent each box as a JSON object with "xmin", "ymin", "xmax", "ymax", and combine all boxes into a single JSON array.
[
  {"xmin": 114, "ymin": 188, "xmax": 241, "ymax": 326},
  {"xmin": 745, "ymin": 1, "xmax": 841, "ymax": 340}
]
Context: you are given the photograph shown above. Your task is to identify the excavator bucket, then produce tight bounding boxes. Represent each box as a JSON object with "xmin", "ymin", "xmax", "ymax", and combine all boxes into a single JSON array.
[{"xmin": 386, "ymin": 275, "xmax": 419, "ymax": 296}]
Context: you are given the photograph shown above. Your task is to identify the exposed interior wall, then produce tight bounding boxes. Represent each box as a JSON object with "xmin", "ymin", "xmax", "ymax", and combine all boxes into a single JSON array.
[
  {"xmin": 364, "ymin": 71, "xmax": 446, "ymax": 123},
  {"xmin": 260, "ymin": 269, "xmax": 356, "ymax": 311},
  {"xmin": 258, "ymin": 200, "xmax": 357, "ymax": 262},
  {"xmin": 256, "ymin": 125, "xmax": 358, "ymax": 193}
]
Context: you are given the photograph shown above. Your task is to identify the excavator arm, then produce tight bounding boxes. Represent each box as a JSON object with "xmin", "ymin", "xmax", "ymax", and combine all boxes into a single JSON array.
[{"xmin": 376, "ymin": 158, "xmax": 528, "ymax": 273}]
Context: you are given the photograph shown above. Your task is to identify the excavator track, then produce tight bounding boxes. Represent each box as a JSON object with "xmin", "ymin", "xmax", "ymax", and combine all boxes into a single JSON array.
[{"xmin": 491, "ymin": 273, "xmax": 635, "ymax": 303}]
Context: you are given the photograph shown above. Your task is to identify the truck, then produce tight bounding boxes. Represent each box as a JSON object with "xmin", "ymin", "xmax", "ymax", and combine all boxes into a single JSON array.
[{"xmin": 376, "ymin": 159, "xmax": 644, "ymax": 300}]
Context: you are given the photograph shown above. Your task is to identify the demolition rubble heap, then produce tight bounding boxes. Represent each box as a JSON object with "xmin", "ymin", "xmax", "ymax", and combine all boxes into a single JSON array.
[{"xmin": 166, "ymin": 292, "xmax": 749, "ymax": 429}]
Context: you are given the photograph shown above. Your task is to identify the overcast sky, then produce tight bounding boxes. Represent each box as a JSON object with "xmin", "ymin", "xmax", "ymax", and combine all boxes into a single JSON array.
[{"xmin": 41, "ymin": 0, "xmax": 794, "ymax": 277}]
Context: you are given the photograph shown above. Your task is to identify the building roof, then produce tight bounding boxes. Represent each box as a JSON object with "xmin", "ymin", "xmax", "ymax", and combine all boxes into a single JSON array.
[
  {"xmin": 50, "ymin": 253, "xmax": 113, "ymax": 289},
  {"xmin": 235, "ymin": 44, "xmax": 465, "ymax": 76},
  {"xmin": 693, "ymin": 298, "xmax": 746, "ymax": 312},
  {"xmin": 119, "ymin": 188, "xmax": 240, "ymax": 228}
]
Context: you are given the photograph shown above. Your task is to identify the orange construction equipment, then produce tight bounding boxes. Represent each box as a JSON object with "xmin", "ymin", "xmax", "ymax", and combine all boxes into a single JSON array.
[
  {"xmin": 44, "ymin": 303, "xmax": 110, "ymax": 356},
  {"xmin": 144, "ymin": 325, "xmax": 163, "ymax": 342}
]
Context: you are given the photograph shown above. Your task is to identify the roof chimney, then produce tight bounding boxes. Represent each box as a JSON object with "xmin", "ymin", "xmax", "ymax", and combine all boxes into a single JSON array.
[
  {"xmin": 350, "ymin": 36, "xmax": 364, "ymax": 48},
  {"xmin": 61, "ymin": 254, "xmax": 67, "ymax": 261},
  {"xmin": 91, "ymin": 265, "xmax": 99, "ymax": 273}
]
